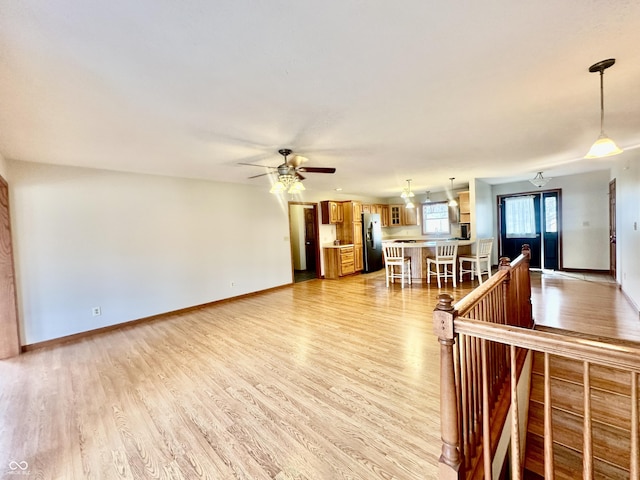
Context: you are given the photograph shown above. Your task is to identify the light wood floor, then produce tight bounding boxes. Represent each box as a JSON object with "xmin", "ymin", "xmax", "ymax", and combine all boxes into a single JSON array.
[{"xmin": 1, "ymin": 270, "xmax": 638, "ymax": 479}]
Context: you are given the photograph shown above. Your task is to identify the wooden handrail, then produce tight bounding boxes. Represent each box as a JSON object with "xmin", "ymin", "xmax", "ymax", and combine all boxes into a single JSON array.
[
  {"xmin": 434, "ymin": 243, "xmax": 640, "ymax": 479},
  {"xmin": 453, "ymin": 319, "xmax": 640, "ymax": 372},
  {"xmin": 454, "ymin": 254, "xmax": 527, "ymax": 317}
]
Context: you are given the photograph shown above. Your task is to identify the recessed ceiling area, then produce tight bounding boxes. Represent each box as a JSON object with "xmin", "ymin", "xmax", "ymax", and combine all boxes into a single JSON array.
[{"xmin": 1, "ymin": 1, "xmax": 639, "ymax": 196}]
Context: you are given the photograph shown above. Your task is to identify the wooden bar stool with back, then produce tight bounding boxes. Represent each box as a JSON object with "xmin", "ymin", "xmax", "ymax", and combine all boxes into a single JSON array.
[
  {"xmin": 382, "ymin": 243, "xmax": 412, "ymax": 288},
  {"xmin": 426, "ymin": 240, "xmax": 459, "ymax": 288}
]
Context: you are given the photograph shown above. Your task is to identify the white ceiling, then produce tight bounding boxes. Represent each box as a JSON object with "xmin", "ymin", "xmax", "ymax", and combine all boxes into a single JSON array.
[{"xmin": 1, "ymin": 1, "xmax": 639, "ymax": 197}]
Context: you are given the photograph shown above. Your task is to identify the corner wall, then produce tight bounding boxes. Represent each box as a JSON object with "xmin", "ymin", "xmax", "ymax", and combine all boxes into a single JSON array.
[{"xmin": 611, "ymin": 150, "xmax": 640, "ymax": 310}]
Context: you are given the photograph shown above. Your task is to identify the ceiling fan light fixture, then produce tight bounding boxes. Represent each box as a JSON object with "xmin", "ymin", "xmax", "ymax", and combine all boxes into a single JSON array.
[
  {"xmin": 529, "ymin": 171, "xmax": 551, "ymax": 188},
  {"xmin": 269, "ymin": 181, "xmax": 285, "ymax": 194},
  {"xmin": 288, "ymin": 179, "xmax": 305, "ymax": 193},
  {"xmin": 448, "ymin": 178, "xmax": 458, "ymax": 207},
  {"xmin": 270, "ymin": 173, "xmax": 305, "ymax": 194},
  {"xmin": 584, "ymin": 58, "xmax": 623, "ymax": 159}
]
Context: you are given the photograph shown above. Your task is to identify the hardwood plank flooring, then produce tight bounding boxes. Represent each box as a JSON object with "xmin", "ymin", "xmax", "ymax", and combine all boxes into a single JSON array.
[
  {"xmin": 1, "ymin": 270, "xmax": 638, "ymax": 479},
  {"xmin": 531, "ymin": 270, "xmax": 640, "ymax": 341}
]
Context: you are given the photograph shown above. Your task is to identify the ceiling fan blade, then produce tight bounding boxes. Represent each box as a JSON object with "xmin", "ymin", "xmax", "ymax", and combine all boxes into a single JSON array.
[
  {"xmin": 296, "ymin": 173, "xmax": 306, "ymax": 181},
  {"xmin": 288, "ymin": 155, "xmax": 308, "ymax": 168},
  {"xmin": 238, "ymin": 162, "xmax": 275, "ymax": 168},
  {"xmin": 248, "ymin": 172, "xmax": 272, "ymax": 179},
  {"xmin": 298, "ymin": 167, "xmax": 336, "ymax": 174}
]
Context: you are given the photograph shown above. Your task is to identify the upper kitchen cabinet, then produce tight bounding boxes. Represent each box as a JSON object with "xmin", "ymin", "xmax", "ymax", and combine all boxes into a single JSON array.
[
  {"xmin": 361, "ymin": 204, "xmax": 388, "ymax": 225},
  {"xmin": 388, "ymin": 205, "xmax": 418, "ymax": 226},
  {"xmin": 351, "ymin": 201, "xmax": 363, "ymax": 220},
  {"xmin": 390, "ymin": 205, "xmax": 402, "ymax": 226},
  {"xmin": 320, "ymin": 201, "xmax": 343, "ymax": 224},
  {"xmin": 458, "ymin": 191, "xmax": 470, "ymax": 224},
  {"xmin": 380, "ymin": 205, "xmax": 389, "ymax": 227},
  {"xmin": 403, "ymin": 206, "xmax": 418, "ymax": 226}
]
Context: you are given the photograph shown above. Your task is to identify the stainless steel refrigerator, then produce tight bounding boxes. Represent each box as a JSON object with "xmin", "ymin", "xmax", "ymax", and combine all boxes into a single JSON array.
[{"xmin": 361, "ymin": 213, "xmax": 383, "ymax": 273}]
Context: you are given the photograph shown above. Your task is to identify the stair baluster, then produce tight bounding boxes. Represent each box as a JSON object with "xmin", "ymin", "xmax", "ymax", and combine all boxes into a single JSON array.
[{"xmin": 543, "ymin": 352, "xmax": 555, "ymax": 479}]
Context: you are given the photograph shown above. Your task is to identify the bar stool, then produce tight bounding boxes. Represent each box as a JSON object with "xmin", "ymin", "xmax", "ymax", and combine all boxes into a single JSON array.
[
  {"xmin": 382, "ymin": 243, "xmax": 412, "ymax": 288},
  {"xmin": 427, "ymin": 240, "xmax": 459, "ymax": 288},
  {"xmin": 459, "ymin": 237, "xmax": 493, "ymax": 284}
]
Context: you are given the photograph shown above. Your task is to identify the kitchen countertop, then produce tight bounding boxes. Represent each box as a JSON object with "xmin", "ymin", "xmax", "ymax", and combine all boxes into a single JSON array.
[{"xmin": 385, "ymin": 239, "xmax": 474, "ymax": 247}]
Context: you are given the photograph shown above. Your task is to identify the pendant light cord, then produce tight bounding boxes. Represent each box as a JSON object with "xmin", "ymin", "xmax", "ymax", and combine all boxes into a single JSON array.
[{"xmin": 599, "ymin": 69, "xmax": 605, "ymax": 133}]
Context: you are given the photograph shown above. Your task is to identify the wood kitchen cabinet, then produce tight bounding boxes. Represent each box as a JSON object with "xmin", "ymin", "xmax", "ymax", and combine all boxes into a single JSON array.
[
  {"xmin": 402, "ymin": 206, "xmax": 418, "ymax": 226},
  {"xmin": 320, "ymin": 201, "xmax": 343, "ymax": 224},
  {"xmin": 389, "ymin": 204, "xmax": 418, "ymax": 226},
  {"xmin": 354, "ymin": 246, "xmax": 363, "ymax": 271},
  {"xmin": 337, "ymin": 201, "xmax": 363, "ymax": 273},
  {"xmin": 458, "ymin": 191, "xmax": 470, "ymax": 224},
  {"xmin": 390, "ymin": 205, "xmax": 402, "ymax": 226},
  {"xmin": 380, "ymin": 205, "xmax": 389, "ymax": 227},
  {"xmin": 323, "ymin": 245, "xmax": 355, "ymax": 279}
]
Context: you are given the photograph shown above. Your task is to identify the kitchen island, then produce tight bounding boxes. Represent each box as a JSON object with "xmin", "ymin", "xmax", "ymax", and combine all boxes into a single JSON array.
[{"xmin": 385, "ymin": 239, "xmax": 474, "ymax": 279}]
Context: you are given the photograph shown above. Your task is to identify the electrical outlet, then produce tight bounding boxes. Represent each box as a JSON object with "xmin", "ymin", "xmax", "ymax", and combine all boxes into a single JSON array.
[
  {"xmin": 230, "ymin": 281, "xmax": 235, "ymax": 287},
  {"xmin": 92, "ymin": 307, "xmax": 101, "ymax": 316}
]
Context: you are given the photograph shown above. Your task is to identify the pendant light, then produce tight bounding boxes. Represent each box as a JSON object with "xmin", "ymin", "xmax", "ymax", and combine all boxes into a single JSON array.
[
  {"xmin": 448, "ymin": 178, "xmax": 458, "ymax": 207},
  {"xmin": 401, "ymin": 179, "xmax": 415, "ymax": 208},
  {"xmin": 529, "ymin": 172, "xmax": 551, "ymax": 188},
  {"xmin": 585, "ymin": 58, "xmax": 623, "ymax": 158},
  {"xmin": 401, "ymin": 179, "xmax": 415, "ymax": 199}
]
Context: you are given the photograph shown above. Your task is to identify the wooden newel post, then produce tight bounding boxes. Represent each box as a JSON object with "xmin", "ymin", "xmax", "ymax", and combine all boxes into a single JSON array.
[
  {"xmin": 498, "ymin": 256, "xmax": 512, "ymax": 272},
  {"xmin": 499, "ymin": 257, "xmax": 513, "ymax": 326},
  {"xmin": 520, "ymin": 244, "xmax": 533, "ymax": 328},
  {"xmin": 433, "ymin": 293, "xmax": 462, "ymax": 479}
]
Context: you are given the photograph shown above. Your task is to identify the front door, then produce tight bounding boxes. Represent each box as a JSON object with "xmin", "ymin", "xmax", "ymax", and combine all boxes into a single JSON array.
[
  {"xmin": 609, "ymin": 179, "xmax": 616, "ymax": 278},
  {"xmin": 499, "ymin": 189, "xmax": 561, "ymax": 270},
  {"xmin": 499, "ymin": 194, "xmax": 542, "ymax": 268},
  {"xmin": 542, "ymin": 191, "xmax": 559, "ymax": 270}
]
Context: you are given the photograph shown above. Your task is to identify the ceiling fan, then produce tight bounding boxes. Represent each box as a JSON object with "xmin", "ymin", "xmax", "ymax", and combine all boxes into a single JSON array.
[{"xmin": 239, "ymin": 148, "xmax": 336, "ymax": 180}]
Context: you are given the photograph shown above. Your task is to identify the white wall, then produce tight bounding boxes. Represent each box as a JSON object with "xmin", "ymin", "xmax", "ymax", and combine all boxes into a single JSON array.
[
  {"xmin": 472, "ymin": 179, "xmax": 493, "ymax": 239},
  {"xmin": 491, "ymin": 170, "xmax": 610, "ymax": 270},
  {"xmin": 611, "ymin": 150, "xmax": 640, "ymax": 310},
  {"xmin": 472, "ymin": 179, "xmax": 496, "ymax": 262},
  {"xmin": 9, "ymin": 161, "xmax": 294, "ymax": 345}
]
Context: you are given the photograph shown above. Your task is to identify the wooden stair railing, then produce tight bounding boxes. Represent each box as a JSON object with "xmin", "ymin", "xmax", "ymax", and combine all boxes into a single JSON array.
[
  {"xmin": 434, "ymin": 245, "xmax": 533, "ymax": 479},
  {"xmin": 434, "ymin": 246, "xmax": 640, "ymax": 479}
]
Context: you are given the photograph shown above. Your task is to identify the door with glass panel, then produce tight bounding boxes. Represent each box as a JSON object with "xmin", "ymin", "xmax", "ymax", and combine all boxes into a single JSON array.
[{"xmin": 498, "ymin": 190, "xmax": 560, "ymax": 270}]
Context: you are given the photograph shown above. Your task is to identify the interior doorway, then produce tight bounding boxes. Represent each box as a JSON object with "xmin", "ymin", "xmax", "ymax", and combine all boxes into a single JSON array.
[
  {"xmin": 288, "ymin": 202, "xmax": 320, "ymax": 283},
  {"xmin": 498, "ymin": 189, "xmax": 562, "ymax": 270}
]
